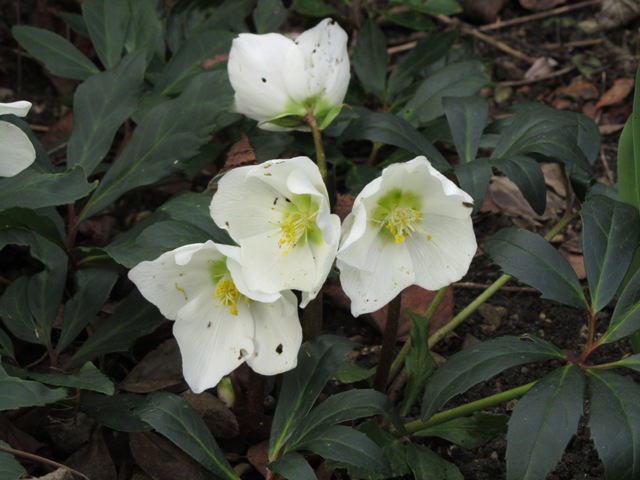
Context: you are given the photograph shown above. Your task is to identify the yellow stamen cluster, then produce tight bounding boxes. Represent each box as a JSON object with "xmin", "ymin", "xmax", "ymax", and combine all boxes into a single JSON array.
[
  {"xmin": 214, "ymin": 279, "xmax": 241, "ymax": 315},
  {"xmin": 384, "ymin": 208, "xmax": 423, "ymax": 244},
  {"xmin": 278, "ymin": 211, "xmax": 315, "ymax": 256}
]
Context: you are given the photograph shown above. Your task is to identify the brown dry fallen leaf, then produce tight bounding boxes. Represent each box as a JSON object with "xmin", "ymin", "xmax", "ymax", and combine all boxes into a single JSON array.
[
  {"xmin": 224, "ymin": 134, "xmax": 257, "ymax": 170},
  {"xmin": 120, "ymin": 339, "xmax": 184, "ymax": 393},
  {"xmin": 596, "ymin": 77, "xmax": 635, "ymax": 109},
  {"xmin": 65, "ymin": 429, "xmax": 117, "ymax": 480},
  {"xmin": 181, "ymin": 391, "xmax": 239, "ymax": 438}
]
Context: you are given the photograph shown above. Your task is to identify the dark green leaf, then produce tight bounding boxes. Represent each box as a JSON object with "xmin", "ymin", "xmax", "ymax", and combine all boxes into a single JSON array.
[
  {"xmin": 334, "ymin": 361, "xmax": 375, "ymax": 383},
  {"xmin": 405, "ymin": 443, "xmax": 463, "ymax": 480},
  {"xmin": 0, "ymin": 440, "xmax": 27, "ymax": 479},
  {"xmin": 416, "ymin": 412, "xmax": 508, "ymax": 450},
  {"xmin": 402, "ymin": 60, "xmax": 488, "ymax": 125},
  {"xmin": 0, "ymin": 167, "xmax": 96, "ymax": 211},
  {"xmin": 7, "ymin": 362, "xmax": 114, "ymax": 395},
  {"xmin": 421, "ymin": 335, "xmax": 565, "ymax": 421},
  {"xmin": 611, "ymin": 353, "xmax": 640, "ymax": 372},
  {"xmin": 0, "ymin": 228, "xmax": 67, "ymax": 347},
  {"xmin": 82, "ymin": 0, "xmax": 130, "ymax": 69},
  {"xmin": 345, "ymin": 164, "xmax": 379, "ymax": 194},
  {"xmin": 384, "ymin": 10, "xmax": 434, "ymax": 30},
  {"xmin": 292, "ymin": 0, "xmax": 339, "ymax": 16},
  {"xmin": 0, "ymin": 329, "xmax": 14, "ymax": 360},
  {"xmin": 269, "ymin": 335, "xmax": 354, "ymax": 459},
  {"xmin": 57, "ymin": 268, "xmax": 118, "ymax": 351},
  {"xmin": 268, "ymin": 453, "xmax": 316, "ymax": 480},
  {"xmin": 296, "ymin": 425, "xmax": 391, "ymax": 476},
  {"xmin": 340, "ymin": 112, "xmax": 449, "ymax": 172},
  {"xmin": 0, "ymin": 364, "xmax": 67, "ymax": 410},
  {"xmin": 125, "ymin": 0, "xmax": 164, "ymax": 64},
  {"xmin": 67, "ymin": 51, "xmax": 145, "ymax": 174},
  {"xmin": 443, "ymin": 95, "xmax": 488, "ymax": 164},
  {"xmin": 402, "ymin": 311, "xmax": 437, "ymax": 416},
  {"xmin": 390, "ymin": 0, "xmax": 462, "ymax": 15},
  {"xmin": 582, "ymin": 195, "xmax": 640, "ymax": 312},
  {"xmin": 492, "ymin": 156, "xmax": 547, "ymax": 215},
  {"xmin": 136, "ymin": 392, "xmax": 240, "ymax": 479},
  {"xmin": 454, "ymin": 159, "xmax": 492, "ymax": 214},
  {"xmin": 253, "ymin": 0, "xmax": 288, "ymax": 33},
  {"xmin": 65, "ymin": 290, "xmax": 164, "ymax": 369},
  {"xmin": 588, "ymin": 370, "xmax": 640, "ymax": 480},
  {"xmin": 0, "ymin": 207, "xmax": 65, "ymax": 246},
  {"xmin": 12, "ymin": 25, "xmax": 100, "ymax": 80},
  {"xmin": 507, "ymin": 365, "xmax": 585, "ymax": 480},
  {"xmin": 287, "ymin": 390, "xmax": 403, "ymax": 452},
  {"xmin": 59, "ymin": 11, "xmax": 90, "ymax": 37},
  {"xmin": 353, "ymin": 20, "xmax": 387, "ymax": 97},
  {"xmin": 617, "ymin": 65, "xmax": 640, "ymax": 212},
  {"xmin": 602, "ymin": 268, "xmax": 640, "ymax": 344},
  {"xmin": 485, "ymin": 227, "xmax": 589, "ymax": 309},
  {"xmin": 79, "ymin": 392, "xmax": 150, "ymax": 432},
  {"xmin": 79, "ymin": 70, "xmax": 232, "ymax": 222},
  {"xmin": 388, "ymin": 31, "xmax": 456, "ymax": 97},
  {"xmin": 154, "ymin": 30, "xmax": 234, "ymax": 96}
]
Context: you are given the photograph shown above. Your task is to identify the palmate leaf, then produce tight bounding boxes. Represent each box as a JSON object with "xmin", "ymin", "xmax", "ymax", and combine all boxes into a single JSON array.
[
  {"xmin": 339, "ymin": 112, "xmax": 449, "ymax": 171},
  {"xmin": 294, "ymin": 425, "xmax": 391, "ymax": 476},
  {"xmin": 405, "ymin": 443, "xmax": 463, "ymax": 480},
  {"xmin": 65, "ymin": 290, "xmax": 164, "ymax": 369},
  {"xmin": 454, "ymin": 159, "xmax": 492, "ymax": 214},
  {"xmin": 0, "ymin": 228, "xmax": 67, "ymax": 347},
  {"xmin": 581, "ymin": 195, "xmax": 640, "ymax": 312},
  {"xmin": 0, "ymin": 364, "xmax": 67, "ymax": 411},
  {"xmin": 601, "ymin": 268, "xmax": 640, "ymax": 344},
  {"xmin": 268, "ymin": 452, "xmax": 316, "ymax": 480},
  {"xmin": 12, "ymin": 25, "xmax": 100, "ymax": 80},
  {"xmin": 588, "ymin": 370, "xmax": 640, "ymax": 480},
  {"xmin": 0, "ymin": 167, "xmax": 96, "ymax": 212},
  {"xmin": 286, "ymin": 389, "xmax": 403, "ymax": 452},
  {"xmin": 421, "ymin": 335, "xmax": 564, "ymax": 421},
  {"xmin": 125, "ymin": 0, "xmax": 164, "ymax": 64},
  {"xmin": 506, "ymin": 365, "xmax": 585, "ymax": 480},
  {"xmin": 402, "ymin": 60, "xmax": 489, "ymax": 125},
  {"xmin": 79, "ymin": 70, "xmax": 232, "ymax": 222},
  {"xmin": 443, "ymin": 95, "xmax": 488, "ymax": 164},
  {"xmin": 353, "ymin": 20, "xmax": 388, "ymax": 97},
  {"xmin": 0, "ymin": 441, "xmax": 26, "ymax": 480},
  {"xmin": 136, "ymin": 392, "xmax": 240, "ymax": 479},
  {"xmin": 67, "ymin": 51, "xmax": 146, "ymax": 175},
  {"xmin": 415, "ymin": 412, "xmax": 508, "ymax": 450},
  {"xmin": 82, "ymin": 0, "xmax": 130, "ymax": 69},
  {"xmin": 5, "ymin": 362, "xmax": 114, "ymax": 395},
  {"xmin": 269, "ymin": 335, "xmax": 354, "ymax": 460},
  {"xmin": 485, "ymin": 227, "xmax": 589, "ymax": 310}
]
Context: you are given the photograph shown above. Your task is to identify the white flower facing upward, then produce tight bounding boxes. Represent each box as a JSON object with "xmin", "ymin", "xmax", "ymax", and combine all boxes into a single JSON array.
[
  {"xmin": 0, "ymin": 101, "xmax": 36, "ymax": 177},
  {"xmin": 337, "ymin": 157, "xmax": 477, "ymax": 317},
  {"xmin": 128, "ymin": 240, "xmax": 302, "ymax": 393},
  {"xmin": 227, "ymin": 18, "xmax": 350, "ymax": 131},
  {"xmin": 210, "ymin": 157, "xmax": 341, "ymax": 307}
]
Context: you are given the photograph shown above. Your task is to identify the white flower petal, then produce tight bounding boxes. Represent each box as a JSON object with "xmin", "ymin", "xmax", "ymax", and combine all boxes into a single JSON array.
[
  {"xmin": 0, "ymin": 121, "xmax": 36, "ymax": 177},
  {"xmin": 173, "ymin": 293, "xmax": 255, "ymax": 393},
  {"xmin": 409, "ymin": 215, "xmax": 477, "ymax": 290},
  {"xmin": 0, "ymin": 101, "xmax": 32, "ymax": 117},
  {"xmin": 128, "ymin": 242, "xmax": 221, "ymax": 320},
  {"xmin": 283, "ymin": 19, "xmax": 350, "ymax": 106},
  {"xmin": 228, "ymin": 33, "xmax": 299, "ymax": 122},
  {"xmin": 245, "ymin": 290, "xmax": 301, "ymax": 375}
]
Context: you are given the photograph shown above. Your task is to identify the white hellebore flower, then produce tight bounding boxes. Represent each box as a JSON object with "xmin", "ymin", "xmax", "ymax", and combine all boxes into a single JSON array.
[
  {"xmin": 210, "ymin": 157, "xmax": 341, "ymax": 307},
  {"xmin": 227, "ymin": 18, "xmax": 350, "ymax": 131},
  {"xmin": 0, "ymin": 101, "xmax": 36, "ymax": 177},
  {"xmin": 128, "ymin": 240, "xmax": 302, "ymax": 393},
  {"xmin": 337, "ymin": 156, "xmax": 477, "ymax": 317}
]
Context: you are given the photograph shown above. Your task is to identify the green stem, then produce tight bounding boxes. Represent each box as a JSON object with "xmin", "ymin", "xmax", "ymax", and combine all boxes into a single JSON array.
[
  {"xmin": 398, "ymin": 380, "xmax": 538, "ymax": 436},
  {"xmin": 373, "ymin": 293, "xmax": 403, "ymax": 392},
  {"xmin": 305, "ymin": 112, "xmax": 327, "ymax": 181},
  {"xmin": 388, "ymin": 286, "xmax": 449, "ymax": 381}
]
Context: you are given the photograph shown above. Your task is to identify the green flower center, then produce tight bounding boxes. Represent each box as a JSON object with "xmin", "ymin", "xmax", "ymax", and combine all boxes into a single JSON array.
[
  {"xmin": 208, "ymin": 260, "xmax": 246, "ymax": 315},
  {"xmin": 275, "ymin": 194, "xmax": 321, "ymax": 256},
  {"xmin": 371, "ymin": 188, "xmax": 429, "ymax": 244}
]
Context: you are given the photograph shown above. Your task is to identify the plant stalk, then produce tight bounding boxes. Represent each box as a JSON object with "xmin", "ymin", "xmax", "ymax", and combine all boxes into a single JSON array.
[
  {"xmin": 398, "ymin": 380, "xmax": 538, "ymax": 436},
  {"xmin": 304, "ymin": 112, "xmax": 327, "ymax": 181},
  {"xmin": 373, "ymin": 293, "xmax": 403, "ymax": 392}
]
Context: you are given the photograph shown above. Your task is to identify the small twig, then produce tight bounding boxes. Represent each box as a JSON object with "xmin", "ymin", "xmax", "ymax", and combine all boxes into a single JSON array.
[
  {"xmin": 433, "ymin": 14, "xmax": 537, "ymax": 64},
  {"xmin": 0, "ymin": 445, "xmax": 90, "ymax": 480},
  {"xmin": 479, "ymin": 0, "xmax": 601, "ymax": 32},
  {"xmin": 599, "ymin": 149, "xmax": 615, "ymax": 186},
  {"xmin": 541, "ymin": 38, "xmax": 603, "ymax": 50},
  {"xmin": 497, "ymin": 64, "xmax": 575, "ymax": 87},
  {"xmin": 454, "ymin": 281, "xmax": 538, "ymax": 293}
]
